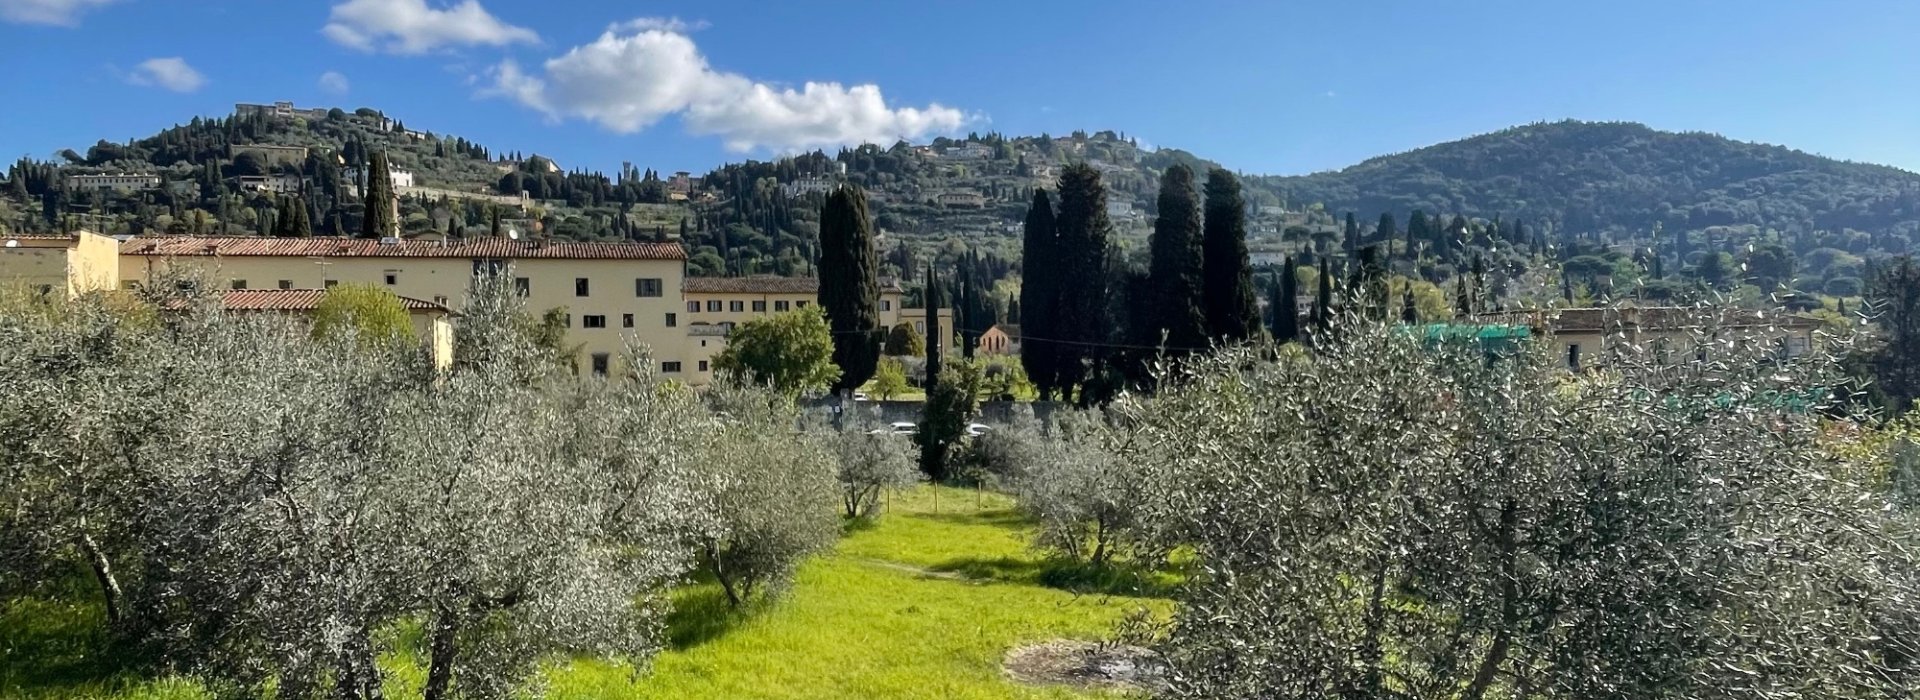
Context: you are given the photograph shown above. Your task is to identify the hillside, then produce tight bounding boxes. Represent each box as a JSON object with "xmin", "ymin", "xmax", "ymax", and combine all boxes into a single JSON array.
[{"xmin": 1254, "ymin": 120, "xmax": 1920, "ymax": 239}]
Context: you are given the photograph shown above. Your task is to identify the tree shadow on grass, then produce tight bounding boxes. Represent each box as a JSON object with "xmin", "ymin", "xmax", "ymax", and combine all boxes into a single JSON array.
[
  {"xmin": 908, "ymin": 509, "xmax": 1030, "ymax": 529},
  {"xmin": 0, "ymin": 595, "xmax": 147, "ymax": 693},
  {"xmin": 662, "ymin": 582, "xmax": 753, "ymax": 651},
  {"xmin": 926, "ymin": 556, "xmax": 1184, "ymax": 598}
]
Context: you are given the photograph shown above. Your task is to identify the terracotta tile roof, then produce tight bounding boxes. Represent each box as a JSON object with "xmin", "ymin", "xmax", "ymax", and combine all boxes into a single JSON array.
[
  {"xmin": 683, "ymin": 275, "xmax": 905, "ymax": 294},
  {"xmin": 215, "ymin": 289, "xmax": 452, "ymax": 313},
  {"xmin": 1476, "ymin": 306, "xmax": 1822, "ymax": 333},
  {"xmin": 120, "ymin": 236, "xmax": 685, "ymax": 261}
]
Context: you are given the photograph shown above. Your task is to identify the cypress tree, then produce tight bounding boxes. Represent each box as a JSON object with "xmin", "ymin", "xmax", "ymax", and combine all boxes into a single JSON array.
[
  {"xmin": 1146, "ymin": 164, "xmax": 1207, "ymax": 353},
  {"xmin": 924, "ymin": 263, "xmax": 943, "ymax": 385},
  {"xmin": 1019, "ymin": 190, "xmax": 1058, "ymax": 398},
  {"xmin": 286, "ymin": 196, "xmax": 311, "ymax": 237},
  {"xmin": 1344, "ymin": 212, "xmax": 1360, "ymax": 259},
  {"xmin": 1314, "ymin": 256, "xmax": 1334, "ymax": 329},
  {"xmin": 1051, "ymin": 163, "xmax": 1114, "ymax": 401},
  {"xmin": 818, "ymin": 185, "xmax": 883, "ymax": 394},
  {"xmin": 1201, "ymin": 168, "xmax": 1261, "ymax": 342},
  {"xmin": 360, "ymin": 151, "xmax": 396, "ymax": 239},
  {"xmin": 1456, "ymin": 277, "xmax": 1472, "ymax": 317},
  {"xmin": 1272, "ymin": 255, "xmax": 1300, "ymax": 343},
  {"xmin": 1408, "ymin": 210, "xmax": 1430, "ymax": 257},
  {"xmin": 1402, "ymin": 285, "xmax": 1418, "ymax": 324}
]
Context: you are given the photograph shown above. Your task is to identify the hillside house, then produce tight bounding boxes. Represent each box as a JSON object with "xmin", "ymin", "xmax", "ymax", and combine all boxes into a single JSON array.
[
  {"xmin": 236, "ymin": 173, "xmax": 303, "ymax": 194},
  {"xmin": 945, "ymin": 144, "xmax": 994, "ymax": 159},
  {"xmin": 1474, "ymin": 307, "xmax": 1822, "ymax": 372},
  {"xmin": 979, "ymin": 324, "xmax": 1020, "ymax": 356},
  {"xmin": 235, "ymin": 101, "xmax": 330, "ymax": 120},
  {"xmin": 230, "ymin": 144, "xmax": 310, "ymax": 168},
  {"xmin": 66, "ymin": 173, "xmax": 161, "ymax": 193},
  {"xmin": 937, "ymin": 191, "xmax": 987, "ymax": 208},
  {"xmin": 782, "ymin": 178, "xmax": 837, "ymax": 198}
]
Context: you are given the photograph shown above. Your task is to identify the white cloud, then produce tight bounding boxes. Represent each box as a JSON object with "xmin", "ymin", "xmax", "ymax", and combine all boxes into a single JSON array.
[
  {"xmin": 127, "ymin": 57, "xmax": 206, "ymax": 93},
  {"xmin": 482, "ymin": 21, "xmax": 969, "ymax": 153},
  {"xmin": 609, "ymin": 16, "xmax": 706, "ymax": 34},
  {"xmin": 0, "ymin": 0, "xmax": 118, "ymax": 26},
  {"xmin": 319, "ymin": 70, "xmax": 351, "ymax": 95},
  {"xmin": 323, "ymin": 0, "xmax": 537, "ymax": 54}
]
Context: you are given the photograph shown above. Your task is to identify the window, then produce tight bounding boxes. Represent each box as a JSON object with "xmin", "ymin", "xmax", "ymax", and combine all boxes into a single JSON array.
[
  {"xmin": 324, "ymin": 280, "xmax": 339, "ymax": 289},
  {"xmin": 752, "ymin": 300, "xmax": 766, "ymax": 312},
  {"xmin": 881, "ymin": 300, "xmax": 893, "ymax": 311},
  {"xmin": 1567, "ymin": 343, "xmax": 1582, "ymax": 371},
  {"xmin": 575, "ymin": 278, "xmax": 590, "ymax": 297},
  {"xmin": 231, "ymin": 279, "xmax": 247, "ymax": 290},
  {"xmin": 565, "ymin": 314, "xmax": 573, "ymax": 328},
  {"xmin": 665, "ymin": 313, "xmax": 677, "ymax": 327},
  {"xmin": 277, "ymin": 279, "xmax": 293, "ymax": 290},
  {"xmin": 730, "ymin": 300, "xmax": 744, "ymax": 312},
  {"xmin": 775, "ymin": 301, "xmax": 790, "ymax": 311},
  {"xmin": 583, "ymin": 315, "xmax": 607, "ymax": 329},
  {"xmin": 687, "ymin": 300, "xmax": 701, "ymax": 313},
  {"xmin": 622, "ymin": 313, "xmax": 634, "ymax": 328},
  {"xmin": 514, "ymin": 277, "xmax": 530, "ymax": 296},
  {"xmin": 698, "ymin": 360, "xmax": 709, "ymax": 372},
  {"xmin": 662, "ymin": 361, "xmax": 683, "ymax": 373},
  {"xmin": 707, "ymin": 300, "xmax": 721, "ymax": 312},
  {"xmin": 434, "ymin": 295, "xmax": 448, "ymax": 306},
  {"xmin": 796, "ymin": 300, "xmax": 809, "ymax": 308},
  {"xmin": 591, "ymin": 353, "xmax": 610, "ymax": 377},
  {"xmin": 384, "ymin": 272, "xmax": 398, "ymax": 286},
  {"xmin": 635, "ymin": 278, "xmax": 663, "ymax": 297},
  {"xmin": 916, "ymin": 321, "xmax": 926, "ymax": 333}
]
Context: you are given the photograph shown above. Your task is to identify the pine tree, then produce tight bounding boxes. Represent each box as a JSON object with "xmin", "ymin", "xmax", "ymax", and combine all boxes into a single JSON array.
[
  {"xmin": 1202, "ymin": 168, "xmax": 1261, "ymax": 342},
  {"xmin": 818, "ymin": 185, "xmax": 883, "ymax": 394},
  {"xmin": 360, "ymin": 151, "xmax": 396, "ymax": 239},
  {"xmin": 1051, "ymin": 164, "xmax": 1114, "ymax": 402},
  {"xmin": 925, "ymin": 263, "xmax": 943, "ymax": 385},
  {"xmin": 1146, "ymin": 164, "xmax": 1207, "ymax": 353}
]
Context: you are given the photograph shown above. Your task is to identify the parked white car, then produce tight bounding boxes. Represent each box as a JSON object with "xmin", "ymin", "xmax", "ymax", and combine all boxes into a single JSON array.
[
  {"xmin": 965, "ymin": 423, "xmax": 991, "ymax": 437},
  {"xmin": 888, "ymin": 421, "xmax": 918, "ymax": 435}
]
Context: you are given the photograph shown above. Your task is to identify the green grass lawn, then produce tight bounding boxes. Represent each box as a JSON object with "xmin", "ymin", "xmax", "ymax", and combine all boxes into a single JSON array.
[{"xmin": 1, "ymin": 486, "xmax": 1169, "ymax": 700}]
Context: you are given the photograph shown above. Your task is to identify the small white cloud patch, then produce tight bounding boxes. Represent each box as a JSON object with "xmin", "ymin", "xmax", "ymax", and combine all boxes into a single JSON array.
[
  {"xmin": 0, "ymin": 0, "xmax": 118, "ymax": 26},
  {"xmin": 481, "ymin": 19, "xmax": 970, "ymax": 153},
  {"xmin": 319, "ymin": 71, "xmax": 351, "ymax": 95},
  {"xmin": 128, "ymin": 57, "xmax": 206, "ymax": 93},
  {"xmin": 323, "ymin": 0, "xmax": 537, "ymax": 54}
]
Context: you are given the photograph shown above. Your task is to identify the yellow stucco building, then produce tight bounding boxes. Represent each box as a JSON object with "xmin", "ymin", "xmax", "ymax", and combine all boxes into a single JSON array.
[
  {"xmin": 0, "ymin": 233, "xmax": 956, "ymax": 384},
  {"xmin": 0, "ymin": 231, "xmax": 122, "ymax": 295},
  {"xmin": 207, "ymin": 288, "xmax": 458, "ymax": 371}
]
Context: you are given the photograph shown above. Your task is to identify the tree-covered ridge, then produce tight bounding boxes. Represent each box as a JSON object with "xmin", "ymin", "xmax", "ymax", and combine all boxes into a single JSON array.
[{"xmin": 1258, "ymin": 120, "xmax": 1920, "ymax": 239}]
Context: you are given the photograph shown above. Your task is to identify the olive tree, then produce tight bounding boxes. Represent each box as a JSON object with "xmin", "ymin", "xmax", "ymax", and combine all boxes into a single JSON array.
[
  {"xmin": 696, "ymin": 380, "xmax": 841, "ymax": 607},
  {"xmin": 1008, "ymin": 409, "xmax": 1160, "ymax": 567},
  {"xmin": 1129, "ymin": 312, "xmax": 1920, "ymax": 699},
  {"xmin": 829, "ymin": 408, "xmax": 920, "ymax": 518}
]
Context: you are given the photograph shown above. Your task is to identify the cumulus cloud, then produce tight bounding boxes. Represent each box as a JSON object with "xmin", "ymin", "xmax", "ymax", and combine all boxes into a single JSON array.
[
  {"xmin": 319, "ymin": 71, "xmax": 351, "ymax": 95},
  {"xmin": 0, "ymin": 0, "xmax": 118, "ymax": 26},
  {"xmin": 127, "ymin": 57, "xmax": 206, "ymax": 93},
  {"xmin": 483, "ymin": 20, "xmax": 970, "ymax": 153},
  {"xmin": 323, "ymin": 0, "xmax": 537, "ymax": 54}
]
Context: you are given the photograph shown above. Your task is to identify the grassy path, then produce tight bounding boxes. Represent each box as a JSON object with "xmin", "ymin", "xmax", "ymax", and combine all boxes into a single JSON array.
[{"xmin": 2, "ymin": 486, "xmax": 1168, "ymax": 699}]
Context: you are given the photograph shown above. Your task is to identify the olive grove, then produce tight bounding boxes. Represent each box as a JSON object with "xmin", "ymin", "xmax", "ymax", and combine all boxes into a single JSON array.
[
  {"xmin": 0, "ymin": 275, "xmax": 837, "ymax": 699},
  {"xmin": 1107, "ymin": 314, "xmax": 1920, "ymax": 699}
]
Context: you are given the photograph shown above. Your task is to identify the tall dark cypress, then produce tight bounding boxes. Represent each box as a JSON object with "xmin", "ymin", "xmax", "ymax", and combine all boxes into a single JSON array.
[
  {"xmin": 1377, "ymin": 212, "xmax": 1399, "ymax": 257},
  {"xmin": 1407, "ymin": 210, "xmax": 1429, "ymax": 259},
  {"xmin": 1019, "ymin": 189, "xmax": 1058, "ymax": 399},
  {"xmin": 1146, "ymin": 164, "xmax": 1207, "ymax": 353},
  {"xmin": 1344, "ymin": 212, "xmax": 1360, "ymax": 260},
  {"xmin": 1314, "ymin": 256, "xmax": 1334, "ymax": 329},
  {"xmin": 924, "ymin": 263, "xmax": 943, "ymax": 385},
  {"xmin": 818, "ymin": 185, "xmax": 882, "ymax": 394},
  {"xmin": 1402, "ymin": 285, "xmax": 1418, "ymax": 324},
  {"xmin": 1271, "ymin": 255, "xmax": 1300, "ymax": 343},
  {"xmin": 1201, "ymin": 168, "xmax": 1261, "ymax": 342},
  {"xmin": 1051, "ymin": 163, "xmax": 1114, "ymax": 401},
  {"xmin": 360, "ymin": 150, "xmax": 396, "ymax": 239}
]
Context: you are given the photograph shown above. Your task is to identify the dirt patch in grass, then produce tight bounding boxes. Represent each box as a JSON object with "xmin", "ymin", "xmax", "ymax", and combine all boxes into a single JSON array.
[{"xmin": 1002, "ymin": 639, "xmax": 1168, "ymax": 694}]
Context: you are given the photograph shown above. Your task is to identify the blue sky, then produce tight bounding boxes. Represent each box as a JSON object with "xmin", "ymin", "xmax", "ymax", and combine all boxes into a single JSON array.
[{"xmin": 3, "ymin": 0, "xmax": 1917, "ymax": 176}]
